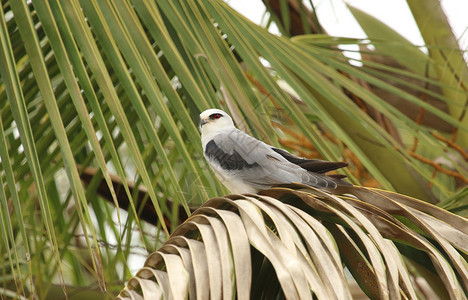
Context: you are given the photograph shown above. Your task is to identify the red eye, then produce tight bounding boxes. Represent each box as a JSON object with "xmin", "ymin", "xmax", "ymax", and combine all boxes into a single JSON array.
[{"xmin": 210, "ymin": 113, "xmax": 222, "ymax": 120}]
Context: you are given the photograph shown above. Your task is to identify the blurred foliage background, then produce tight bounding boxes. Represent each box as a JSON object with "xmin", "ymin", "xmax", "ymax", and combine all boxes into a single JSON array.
[{"xmin": 0, "ymin": 0, "xmax": 467, "ymax": 298}]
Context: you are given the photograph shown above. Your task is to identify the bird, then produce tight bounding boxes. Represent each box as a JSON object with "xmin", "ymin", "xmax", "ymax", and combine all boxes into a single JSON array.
[{"xmin": 199, "ymin": 108, "xmax": 350, "ymax": 194}]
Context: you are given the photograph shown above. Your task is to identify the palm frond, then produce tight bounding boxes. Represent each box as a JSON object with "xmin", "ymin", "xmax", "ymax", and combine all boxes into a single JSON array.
[
  {"xmin": 118, "ymin": 187, "xmax": 468, "ymax": 299},
  {"xmin": 0, "ymin": 0, "xmax": 467, "ymax": 298}
]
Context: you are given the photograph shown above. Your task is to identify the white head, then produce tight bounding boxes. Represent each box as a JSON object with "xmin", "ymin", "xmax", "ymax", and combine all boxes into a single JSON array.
[{"xmin": 199, "ymin": 108, "xmax": 235, "ymax": 139}]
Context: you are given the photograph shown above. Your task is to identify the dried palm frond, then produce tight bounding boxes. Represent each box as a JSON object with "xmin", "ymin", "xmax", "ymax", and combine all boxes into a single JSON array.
[{"xmin": 118, "ymin": 186, "xmax": 468, "ymax": 299}]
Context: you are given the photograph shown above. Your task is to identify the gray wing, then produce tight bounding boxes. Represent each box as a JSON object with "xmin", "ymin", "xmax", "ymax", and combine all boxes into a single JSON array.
[{"xmin": 205, "ymin": 129, "xmax": 343, "ymax": 189}]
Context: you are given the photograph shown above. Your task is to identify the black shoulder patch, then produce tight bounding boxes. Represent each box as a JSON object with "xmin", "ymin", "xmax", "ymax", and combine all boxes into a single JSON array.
[{"xmin": 205, "ymin": 140, "xmax": 259, "ymax": 171}]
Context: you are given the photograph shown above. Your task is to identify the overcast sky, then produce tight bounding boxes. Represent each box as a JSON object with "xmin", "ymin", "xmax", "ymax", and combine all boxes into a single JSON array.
[{"xmin": 226, "ymin": 0, "xmax": 468, "ymax": 56}]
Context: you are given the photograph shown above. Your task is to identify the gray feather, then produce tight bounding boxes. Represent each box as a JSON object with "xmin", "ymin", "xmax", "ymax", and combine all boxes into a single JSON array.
[{"xmin": 205, "ymin": 128, "xmax": 345, "ymax": 190}]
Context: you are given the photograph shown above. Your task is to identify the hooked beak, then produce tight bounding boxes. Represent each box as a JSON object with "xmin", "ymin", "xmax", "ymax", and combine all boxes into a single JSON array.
[{"xmin": 200, "ymin": 118, "xmax": 208, "ymax": 127}]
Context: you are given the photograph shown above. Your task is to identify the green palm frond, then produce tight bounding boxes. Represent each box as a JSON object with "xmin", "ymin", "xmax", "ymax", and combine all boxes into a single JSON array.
[{"xmin": 0, "ymin": 0, "xmax": 467, "ymax": 298}]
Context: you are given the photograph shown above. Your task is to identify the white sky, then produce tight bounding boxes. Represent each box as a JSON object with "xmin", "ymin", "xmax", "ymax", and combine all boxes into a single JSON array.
[{"xmin": 226, "ymin": 0, "xmax": 468, "ymax": 57}]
